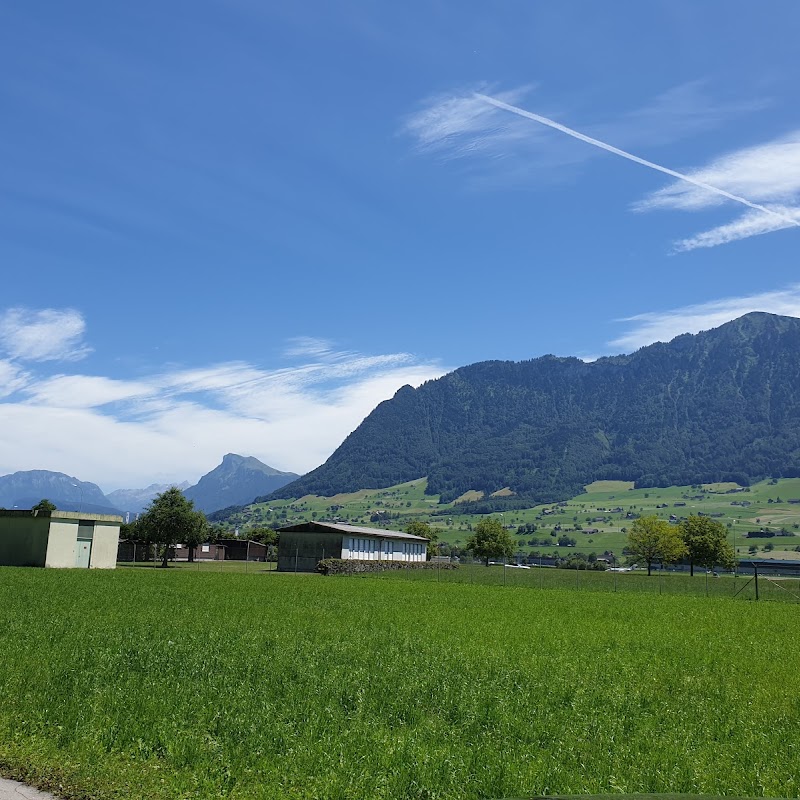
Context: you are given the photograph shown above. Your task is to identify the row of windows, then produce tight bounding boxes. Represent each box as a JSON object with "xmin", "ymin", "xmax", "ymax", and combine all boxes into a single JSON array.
[{"xmin": 346, "ymin": 538, "xmax": 424, "ymax": 556}]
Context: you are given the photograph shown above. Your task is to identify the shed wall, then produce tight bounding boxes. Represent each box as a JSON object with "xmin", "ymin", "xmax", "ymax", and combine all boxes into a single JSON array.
[
  {"xmin": 341, "ymin": 536, "xmax": 426, "ymax": 562},
  {"xmin": 90, "ymin": 524, "xmax": 120, "ymax": 569},
  {"xmin": 0, "ymin": 516, "xmax": 49, "ymax": 567},
  {"xmin": 278, "ymin": 531, "xmax": 343, "ymax": 572},
  {"xmin": 45, "ymin": 520, "xmax": 79, "ymax": 568}
]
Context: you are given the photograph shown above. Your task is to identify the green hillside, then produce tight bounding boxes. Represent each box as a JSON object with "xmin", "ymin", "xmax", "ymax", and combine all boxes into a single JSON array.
[{"xmin": 215, "ymin": 476, "xmax": 800, "ymax": 562}]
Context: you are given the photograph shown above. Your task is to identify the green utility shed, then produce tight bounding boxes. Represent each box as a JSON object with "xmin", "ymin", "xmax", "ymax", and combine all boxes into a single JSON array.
[{"xmin": 0, "ymin": 509, "xmax": 122, "ymax": 569}]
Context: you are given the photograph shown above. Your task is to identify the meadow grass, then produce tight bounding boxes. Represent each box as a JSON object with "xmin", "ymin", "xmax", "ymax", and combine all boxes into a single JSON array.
[
  {"xmin": 372, "ymin": 563, "xmax": 800, "ymax": 604},
  {"xmin": 1, "ymin": 567, "xmax": 799, "ymax": 799}
]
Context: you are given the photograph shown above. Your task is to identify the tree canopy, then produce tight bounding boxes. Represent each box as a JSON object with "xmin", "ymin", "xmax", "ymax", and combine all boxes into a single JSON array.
[
  {"xmin": 626, "ymin": 515, "xmax": 686, "ymax": 576},
  {"xmin": 466, "ymin": 518, "xmax": 514, "ymax": 566},
  {"xmin": 679, "ymin": 515, "xmax": 736, "ymax": 575},
  {"xmin": 32, "ymin": 498, "xmax": 56, "ymax": 513},
  {"xmin": 137, "ymin": 487, "xmax": 207, "ymax": 567},
  {"xmin": 404, "ymin": 519, "xmax": 438, "ymax": 558}
]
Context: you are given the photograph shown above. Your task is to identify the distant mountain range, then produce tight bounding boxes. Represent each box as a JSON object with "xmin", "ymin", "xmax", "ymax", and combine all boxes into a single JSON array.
[
  {"xmin": 0, "ymin": 454, "xmax": 299, "ymax": 517},
  {"xmin": 268, "ymin": 312, "xmax": 800, "ymax": 508},
  {"xmin": 0, "ymin": 471, "xmax": 118, "ymax": 514},
  {"xmin": 184, "ymin": 453, "xmax": 299, "ymax": 513},
  {"xmin": 106, "ymin": 482, "xmax": 191, "ymax": 516}
]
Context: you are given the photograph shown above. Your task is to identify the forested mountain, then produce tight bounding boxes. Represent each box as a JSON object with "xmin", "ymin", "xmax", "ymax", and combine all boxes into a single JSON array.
[
  {"xmin": 270, "ymin": 313, "xmax": 800, "ymax": 506},
  {"xmin": 184, "ymin": 453, "xmax": 299, "ymax": 513}
]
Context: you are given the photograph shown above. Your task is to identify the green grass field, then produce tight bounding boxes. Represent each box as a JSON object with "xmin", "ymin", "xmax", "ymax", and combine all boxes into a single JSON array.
[
  {"xmin": 369, "ymin": 562, "xmax": 800, "ymax": 603},
  {"xmin": 1, "ymin": 568, "xmax": 799, "ymax": 799}
]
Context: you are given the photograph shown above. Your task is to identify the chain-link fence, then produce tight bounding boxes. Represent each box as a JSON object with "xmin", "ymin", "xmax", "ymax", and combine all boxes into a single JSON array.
[{"xmin": 368, "ymin": 557, "xmax": 800, "ymax": 603}]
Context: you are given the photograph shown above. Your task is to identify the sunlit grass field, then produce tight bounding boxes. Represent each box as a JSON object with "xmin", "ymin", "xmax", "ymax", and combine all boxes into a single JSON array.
[{"xmin": 1, "ymin": 567, "xmax": 799, "ymax": 799}]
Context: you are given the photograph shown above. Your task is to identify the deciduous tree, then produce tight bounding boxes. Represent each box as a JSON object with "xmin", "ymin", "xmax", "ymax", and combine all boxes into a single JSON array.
[
  {"xmin": 137, "ymin": 487, "xmax": 207, "ymax": 567},
  {"xmin": 679, "ymin": 515, "xmax": 736, "ymax": 576},
  {"xmin": 32, "ymin": 498, "xmax": 56, "ymax": 513},
  {"xmin": 405, "ymin": 519, "xmax": 437, "ymax": 558},
  {"xmin": 466, "ymin": 517, "xmax": 514, "ymax": 566},
  {"xmin": 626, "ymin": 515, "xmax": 686, "ymax": 576}
]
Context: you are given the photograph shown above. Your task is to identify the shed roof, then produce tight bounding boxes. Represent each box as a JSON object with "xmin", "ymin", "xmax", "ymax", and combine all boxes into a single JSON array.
[
  {"xmin": 0, "ymin": 509, "xmax": 123, "ymax": 523},
  {"xmin": 744, "ymin": 559, "xmax": 800, "ymax": 568},
  {"xmin": 278, "ymin": 521, "xmax": 428, "ymax": 542}
]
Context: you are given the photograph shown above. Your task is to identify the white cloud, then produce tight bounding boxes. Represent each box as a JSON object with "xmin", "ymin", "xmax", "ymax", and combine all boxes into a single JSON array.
[
  {"xmin": 610, "ymin": 284, "xmax": 800, "ymax": 351},
  {"xmin": 0, "ymin": 340, "xmax": 448, "ymax": 491},
  {"xmin": 403, "ymin": 84, "xmax": 538, "ymax": 161},
  {"xmin": 0, "ymin": 308, "xmax": 91, "ymax": 362},
  {"xmin": 24, "ymin": 375, "xmax": 154, "ymax": 408},
  {"xmin": 0, "ymin": 360, "xmax": 30, "ymax": 398},
  {"xmin": 405, "ymin": 83, "xmax": 797, "ymax": 248},
  {"xmin": 673, "ymin": 205, "xmax": 800, "ymax": 252},
  {"xmin": 635, "ymin": 132, "xmax": 800, "ymax": 250}
]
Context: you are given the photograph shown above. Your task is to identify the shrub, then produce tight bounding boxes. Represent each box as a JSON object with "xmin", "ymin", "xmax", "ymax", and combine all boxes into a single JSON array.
[{"xmin": 317, "ymin": 559, "xmax": 458, "ymax": 576}]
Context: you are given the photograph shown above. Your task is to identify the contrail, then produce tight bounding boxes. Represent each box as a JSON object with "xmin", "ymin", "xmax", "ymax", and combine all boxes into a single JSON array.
[{"xmin": 476, "ymin": 93, "xmax": 800, "ymax": 229}]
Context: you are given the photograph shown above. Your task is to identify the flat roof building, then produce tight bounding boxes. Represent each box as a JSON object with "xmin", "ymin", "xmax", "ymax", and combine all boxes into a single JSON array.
[
  {"xmin": 277, "ymin": 521, "xmax": 428, "ymax": 572},
  {"xmin": 0, "ymin": 509, "xmax": 122, "ymax": 569}
]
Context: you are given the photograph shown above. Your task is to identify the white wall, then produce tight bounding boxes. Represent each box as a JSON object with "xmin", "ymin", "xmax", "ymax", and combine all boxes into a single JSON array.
[
  {"xmin": 44, "ymin": 519, "xmax": 120, "ymax": 569},
  {"xmin": 44, "ymin": 520, "xmax": 78, "ymax": 568},
  {"xmin": 90, "ymin": 524, "xmax": 120, "ymax": 569},
  {"xmin": 342, "ymin": 536, "xmax": 425, "ymax": 562}
]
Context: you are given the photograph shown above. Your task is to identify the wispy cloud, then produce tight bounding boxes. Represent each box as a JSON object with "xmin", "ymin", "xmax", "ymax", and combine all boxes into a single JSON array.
[
  {"xmin": 404, "ymin": 83, "xmax": 798, "ymax": 249},
  {"xmin": 477, "ymin": 93, "xmax": 797, "ymax": 232},
  {"xmin": 0, "ymin": 308, "xmax": 92, "ymax": 362},
  {"xmin": 0, "ymin": 360, "xmax": 30, "ymax": 398},
  {"xmin": 0, "ymin": 325, "xmax": 447, "ymax": 490},
  {"xmin": 593, "ymin": 81, "xmax": 766, "ymax": 151},
  {"xmin": 635, "ymin": 132, "xmax": 800, "ymax": 250},
  {"xmin": 402, "ymin": 84, "xmax": 538, "ymax": 161},
  {"xmin": 403, "ymin": 81, "xmax": 760, "ymax": 184},
  {"xmin": 610, "ymin": 284, "xmax": 800, "ymax": 351},
  {"xmin": 283, "ymin": 336, "xmax": 335, "ymax": 359}
]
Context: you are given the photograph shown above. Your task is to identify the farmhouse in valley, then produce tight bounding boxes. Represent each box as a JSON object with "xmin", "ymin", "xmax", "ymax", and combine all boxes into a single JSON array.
[
  {"xmin": 0, "ymin": 509, "xmax": 122, "ymax": 569},
  {"xmin": 277, "ymin": 521, "xmax": 428, "ymax": 572}
]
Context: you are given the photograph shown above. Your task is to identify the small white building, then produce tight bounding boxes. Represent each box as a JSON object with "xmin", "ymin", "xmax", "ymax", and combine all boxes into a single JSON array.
[
  {"xmin": 0, "ymin": 509, "xmax": 122, "ymax": 569},
  {"xmin": 277, "ymin": 521, "xmax": 428, "ymax": 572}
]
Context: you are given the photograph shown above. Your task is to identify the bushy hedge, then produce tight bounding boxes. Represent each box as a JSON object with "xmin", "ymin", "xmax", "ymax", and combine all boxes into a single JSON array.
[{"xmin": 317, "ymin": 559, "xmax": 458, "ymax": 576}]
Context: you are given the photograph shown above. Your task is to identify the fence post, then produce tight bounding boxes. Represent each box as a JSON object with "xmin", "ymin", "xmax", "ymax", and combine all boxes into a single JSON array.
[
  {"xmin": 754, "ymin": 562, "xmax": 759, "ymax": 601},
  {"xmin": 295, "ymin": 546, "xmax": 299, "ymax": 573}
]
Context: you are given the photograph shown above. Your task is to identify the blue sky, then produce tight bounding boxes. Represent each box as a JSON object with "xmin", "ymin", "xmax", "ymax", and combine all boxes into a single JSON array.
[{"xmin": 1, "ymin": 1, "xmax": 799, "ymax": 490}]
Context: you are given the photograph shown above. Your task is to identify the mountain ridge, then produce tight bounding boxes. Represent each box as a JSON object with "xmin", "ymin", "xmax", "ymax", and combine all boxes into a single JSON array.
[
  {"xmin": 268, "ymin": 312, "xmax": 800, "ymax": 505},
  {"xmin": 0, "ymin": 470, "xmax": 119, "ymax": 514},
  {"xmin": 183, "ymin": 453, "xmax": 299, "ymax": 513}
]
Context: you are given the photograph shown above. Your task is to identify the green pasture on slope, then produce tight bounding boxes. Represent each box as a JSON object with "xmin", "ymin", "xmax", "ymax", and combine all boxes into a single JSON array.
[
  {"xmin": 1, "ymin": 568, "xmax": 799, "ymax": 800},
  {"xmin": 222, "ymin": 478, "xmax": 800, "ymax": 562}
]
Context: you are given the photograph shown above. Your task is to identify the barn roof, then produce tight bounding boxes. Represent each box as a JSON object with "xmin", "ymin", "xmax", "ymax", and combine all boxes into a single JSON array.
[{"xmin": 278, "ymin": 521, "xmax": 428, "ymax": 542}]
